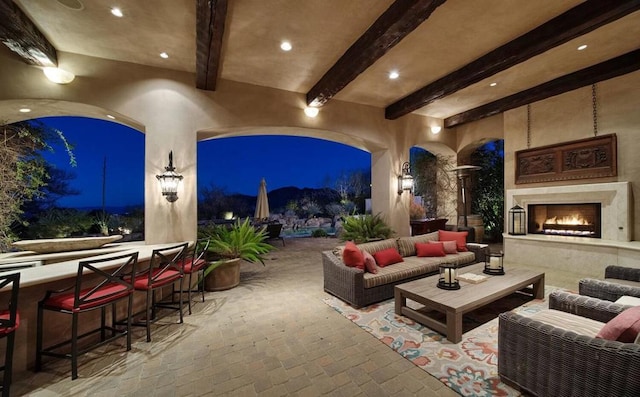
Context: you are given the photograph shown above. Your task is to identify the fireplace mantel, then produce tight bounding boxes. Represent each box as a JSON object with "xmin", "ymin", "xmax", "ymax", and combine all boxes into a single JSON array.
[{"xmin": 506, "ymin": 182, "xmax": 631, "ymax": 242}]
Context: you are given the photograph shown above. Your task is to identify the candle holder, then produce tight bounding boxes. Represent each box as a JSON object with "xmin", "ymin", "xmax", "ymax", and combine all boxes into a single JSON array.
[
  {"xmin": 437, "ymin": 263, "xmax": 460, "ymax": 290},
  {"xmin": 484, "ymin": 251, "xmax": 505, "ymax": 275}
]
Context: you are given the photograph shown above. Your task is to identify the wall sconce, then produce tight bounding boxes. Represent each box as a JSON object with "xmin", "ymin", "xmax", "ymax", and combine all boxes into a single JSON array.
[
  {"xmin": 508, "ymin": 204, "xmax": 526, "ymax": 235},
  {"xmin": 43, "ymin": 67, "xmax": 75, "ymax": 84},
  {"xmin": 397, "ymin": 161, "xmax": 414, "ymax": 195},
  {"xmin": 156, "ymin": 151, "xmax": 183, "ymax": 202}
]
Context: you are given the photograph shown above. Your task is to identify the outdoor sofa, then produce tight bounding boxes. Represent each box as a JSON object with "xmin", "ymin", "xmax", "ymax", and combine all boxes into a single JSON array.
[
  {"xmin": 322, "ymin": 231, "xmax": 487, "ymax": 308},
  {"xmin": 579, "ymin": 264, "xmax": 640, "ymax": 302},
  {"xmin": 499, "ymin": 290, "xmax": 640, "ymax": 396}
]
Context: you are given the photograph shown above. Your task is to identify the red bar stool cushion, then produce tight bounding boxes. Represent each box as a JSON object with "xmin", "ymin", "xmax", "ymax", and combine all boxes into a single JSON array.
[
  {"xmin": 133, "ymin": 268, "xmax": 181, "ymax": 290},
  {"xmin": 0, "ymin": 311, "xmax": 19, "ymax": 335}
]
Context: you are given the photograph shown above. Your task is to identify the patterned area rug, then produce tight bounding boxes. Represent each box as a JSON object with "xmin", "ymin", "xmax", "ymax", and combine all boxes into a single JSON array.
[{"xmin": 324, "ymin": 290, "xmax": 556, "ymax": 396}]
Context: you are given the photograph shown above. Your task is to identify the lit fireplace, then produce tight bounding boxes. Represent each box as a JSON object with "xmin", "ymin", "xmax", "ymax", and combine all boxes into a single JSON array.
[{"xmin": 528, "ymin": 203, "xmax": 601, "ymax": 238}]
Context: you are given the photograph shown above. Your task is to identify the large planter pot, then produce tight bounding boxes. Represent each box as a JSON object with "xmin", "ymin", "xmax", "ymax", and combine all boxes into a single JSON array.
[{"xmin": 204, "ymin": 258, "xmax": 241, "ymax": 291}]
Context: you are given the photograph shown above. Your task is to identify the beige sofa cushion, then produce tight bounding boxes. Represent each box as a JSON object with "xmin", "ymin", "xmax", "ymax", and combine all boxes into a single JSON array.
[
  {"xmin": 529, "ymin": 309, "xmax": 604, "ymax": 337},
  {"xmin": 357, "ymin": 238, "xmax": 398, "ymax": 256},
  {"xmin": 396, "ymin": 232, "xmax": 439, "ymax": 257}
]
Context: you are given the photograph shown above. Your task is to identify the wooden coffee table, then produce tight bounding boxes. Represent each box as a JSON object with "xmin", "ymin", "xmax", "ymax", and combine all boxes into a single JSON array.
[{"xmin": 394, "ymin": 263, "xmax": 544, "ymax": 343}]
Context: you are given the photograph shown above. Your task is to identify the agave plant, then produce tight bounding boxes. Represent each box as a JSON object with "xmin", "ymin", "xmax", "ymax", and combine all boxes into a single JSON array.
[
  {"xmin": 202, "ymin": 218, "xmax": 274, "ymax": 277},
  {"xmin": 339, "ymin": 213, "xmax": 394, "ymax": 244}
]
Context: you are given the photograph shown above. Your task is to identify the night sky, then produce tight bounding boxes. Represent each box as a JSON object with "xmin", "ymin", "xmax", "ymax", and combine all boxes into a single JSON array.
[{"xmin": 39, "ymin": 117, "xmax": 371, "ymax": 209}]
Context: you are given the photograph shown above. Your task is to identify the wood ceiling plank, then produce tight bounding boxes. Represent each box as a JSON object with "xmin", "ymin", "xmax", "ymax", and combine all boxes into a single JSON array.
[
  {"xmin": 196, "ymin": 0, "xmax": 228, "ymax": 91},
  {"xmin": 386, "ymin": 0, "xmax": 640, "ymax": 120},
  {"xmin": 444, "ymin": 49, "xmax": 640, "ymax": 128},
  {"xmin": 0, "ymin": 0, "xmax": 57, "ymax": 66},
  {"xmin": 306, "ymin": 0, "xmax": 446, "ymax": 108}
]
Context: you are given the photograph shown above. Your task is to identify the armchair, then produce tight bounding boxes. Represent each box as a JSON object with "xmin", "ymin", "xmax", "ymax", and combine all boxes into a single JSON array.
[
  {"xmin": 579, "ymin": 265, "xmax": 640, "ymax": 302},
  {"xmin": 498, "ymin": 290, "xmax": 640, "ymax": 397}
]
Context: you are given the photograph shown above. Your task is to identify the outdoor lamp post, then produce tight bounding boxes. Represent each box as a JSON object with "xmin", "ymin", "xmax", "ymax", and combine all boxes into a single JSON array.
[
  {"xmin": 156, "ymin": 151, "xmax": 183, "ymax": 202},
  {"xmin": 508, "ymin": 204, "xmax": 526, "ymax": 235},
  {"xmin": 397, "ymin": 161, "xmax": 414, "ymax": 195}
]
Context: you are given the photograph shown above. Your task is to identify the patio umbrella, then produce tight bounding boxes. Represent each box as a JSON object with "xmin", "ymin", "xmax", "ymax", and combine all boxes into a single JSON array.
[{"xmin": 254, "ymin": 178, "xmax": 270, "ymax": 221}]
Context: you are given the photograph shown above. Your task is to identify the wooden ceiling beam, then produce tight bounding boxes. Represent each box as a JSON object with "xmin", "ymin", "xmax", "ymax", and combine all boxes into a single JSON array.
[
  {"xmin": 386, "ymin": 0, "xmax": 640, "ymax": 120},
  {"xmin": 444, "ymin": 49, "xmax": 640, "ymax": 128},
  {"xmin": 306, "ymin": 0, "xmax": 446, "ymax": 107},
  {"xmin": 196, "ymin": 0, "xmax": 228, "ymax": 91},
  {"xmin": 0, "ymin": 0, "xmax": 57, "ymax": 66}
]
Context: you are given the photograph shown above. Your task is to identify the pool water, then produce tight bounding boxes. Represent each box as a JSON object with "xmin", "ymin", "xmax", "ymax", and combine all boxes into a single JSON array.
[{"xmin": 281, "ymin": 226, "xmax": 336, "ymax": 238}]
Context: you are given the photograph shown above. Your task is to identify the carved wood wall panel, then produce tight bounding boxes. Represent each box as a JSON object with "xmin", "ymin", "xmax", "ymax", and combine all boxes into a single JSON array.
[{"xmin": 515, "ymin": 134, "xmax": 617, "ymax": 184}]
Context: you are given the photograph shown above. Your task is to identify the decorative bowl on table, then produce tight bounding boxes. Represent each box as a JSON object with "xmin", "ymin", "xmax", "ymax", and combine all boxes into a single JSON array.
[{"xmin": 11, "ymin": 235, "xmax": 124, "ymax": 254}]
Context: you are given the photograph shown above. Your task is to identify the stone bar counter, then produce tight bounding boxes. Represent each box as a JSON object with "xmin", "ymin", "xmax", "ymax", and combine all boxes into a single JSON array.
[{"xmin": 0, "ymin": 241, "xmax": 191, "ymax": 378}]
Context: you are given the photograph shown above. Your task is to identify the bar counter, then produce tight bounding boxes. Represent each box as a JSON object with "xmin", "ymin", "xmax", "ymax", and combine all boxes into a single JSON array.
[{"xmin": 0, "ymin": 241, "xmax": 191, "ymax": 378}]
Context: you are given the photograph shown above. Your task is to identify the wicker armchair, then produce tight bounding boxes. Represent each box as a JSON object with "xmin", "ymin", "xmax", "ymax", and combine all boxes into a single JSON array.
[
  {"xmin": 579, "ymin": 265, "xmax": 640, "ymax": 302},
  {"xmin": 498, "ymin": 290, "xmax": 640, "ymax": 397}
]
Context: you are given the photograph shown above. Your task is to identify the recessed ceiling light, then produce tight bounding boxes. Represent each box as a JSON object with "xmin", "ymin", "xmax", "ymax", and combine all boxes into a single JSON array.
[
  {"xmin": 578, "ymin": 44, "xmax": 588, "ymax": 51},
  {"xmin": 110, "ymin": 7, "xmax": 123, "ymax": 17},
  {"xmin": 280, "ymin": 41, "xmax": 292, "ymax": 51},
  {"xmin": 106, "ymin": 114, "xmax": 116, "ymax": 120},
  {"xmin": 19, "ymin": 108, "xmax": 31, "ymax": 113},
  {"xmin": 389, "ymin": 71, "xmax": 399, "ymax": 80},
  {"xmin": 160, "ymin": 52, "xmax": 169, "ymax": 59},
  {"xmin": 490, "ymin": 82, "xmax": 497, "ymax": 87},
  {"xmin": 430, "ymin": 126, "xmax": 441, "ymax": 134}
]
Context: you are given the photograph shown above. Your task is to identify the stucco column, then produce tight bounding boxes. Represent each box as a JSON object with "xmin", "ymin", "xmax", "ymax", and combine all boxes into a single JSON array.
[
  {"xmin": 144, "ymin": 114, "xmax": 197, "ymax": 244},
  {"xmin": 371, "ymin": 149, "xmax": 411, "ymax": 237}
]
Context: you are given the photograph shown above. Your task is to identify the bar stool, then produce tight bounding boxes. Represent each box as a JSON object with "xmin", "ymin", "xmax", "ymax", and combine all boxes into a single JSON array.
[
  {"xmin": 176, "ymin": 238, "xmax": 210, "ymax": 315},
  {"xmin": 36, "ymin": 251, "xmax": 138, "ymax": 380},
  {"xmin": 131, "ymin": 242, "xmax": 188, "ymax": 342},
  {"xmin": 0, "ymin": 272, "xmax": 20, "ymax": 397}
]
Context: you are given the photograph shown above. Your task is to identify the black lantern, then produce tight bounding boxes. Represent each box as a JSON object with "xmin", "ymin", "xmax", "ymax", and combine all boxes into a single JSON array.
[
  {"xmin": 156, "ymin": 151, "xmax": 183, "ymax": 203},
  {"xmin": 508, "ymin": 204, "xmax": 526, "ymax": 235},
  {"xmin": 437, "ymin": 263, "xmax": 460, "ymax": 290},
  {"xmin": 484, "ymin": 251, "xmax": 505, "ymax": 275},
  {"xmin": 397, "ymin": 161, "xmax": 414, "ymax": 195}
]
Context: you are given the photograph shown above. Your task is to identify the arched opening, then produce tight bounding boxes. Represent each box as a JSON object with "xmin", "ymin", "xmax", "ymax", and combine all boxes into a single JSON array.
[
  {"xmin": 1, "ymin": 115, "xmax": 145, "ymax": 248},
  {"xmin": 196, "ymin": 134, "xmax": 372, "ymax": 235}
]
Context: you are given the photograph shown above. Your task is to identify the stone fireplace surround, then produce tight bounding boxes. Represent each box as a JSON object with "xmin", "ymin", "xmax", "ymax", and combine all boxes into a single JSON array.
[{"xmin": 504, "ymin": 182, "xmax": 640, "ymax": 278}]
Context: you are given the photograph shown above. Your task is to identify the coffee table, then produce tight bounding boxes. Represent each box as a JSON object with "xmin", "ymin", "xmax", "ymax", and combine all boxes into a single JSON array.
[{"xmin": 394, "ymin": 263, "xmax": 544, "ymax": 343}]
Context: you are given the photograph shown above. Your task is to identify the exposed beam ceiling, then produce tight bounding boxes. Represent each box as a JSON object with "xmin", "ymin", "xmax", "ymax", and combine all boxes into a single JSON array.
[
  {"xmin": 196, "ymin": 0, "xmax": 228, "ymax": 91},
  {"xmin": 444, "ymin": 49, "xmax": 640, "ymax": 128},
  {"xmin": 0, "ymin": 0, "xmax": 57, "ymax": 66},
  {"xmin": 385, "ymin": 0, "xmax": 640, "ymax": 120},
  {"xmin": 305, "ymin": 0, "xmax": 446, "ymax": 108}
]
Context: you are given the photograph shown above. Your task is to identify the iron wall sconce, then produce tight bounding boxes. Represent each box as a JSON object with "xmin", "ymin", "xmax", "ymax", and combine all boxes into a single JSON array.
[
  {"xmin": 397, "ymin": 161, "xmax": 414, "ymax": 195},
  {"xmin": 156, "ymin": 151, "xmax": 183, "ymax": 202},
  {"xmin": 508, "ymin": 204, "xmax": 526, "ymax": 235}
]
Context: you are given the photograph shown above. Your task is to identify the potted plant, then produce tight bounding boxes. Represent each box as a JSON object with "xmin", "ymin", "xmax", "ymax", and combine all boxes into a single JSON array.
[
  {"xmin": 339, "ymin": 213, "xmax": 394, "ymax": 244},
  {"xmin": 201, "ymin": 218, "xmax": 274, "ymax": 291}
]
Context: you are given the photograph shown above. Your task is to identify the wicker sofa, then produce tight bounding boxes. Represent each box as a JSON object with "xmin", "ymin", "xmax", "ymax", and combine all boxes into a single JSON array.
[
  {"xmin": 499, "ymin": 290, "xmax": 640, "ymax": 397},
  {"xmin": 579, "ymin": 265, "xmax": 640, "ymax": 302},
  {"xmin": 322, "ymin": 232, "xmax": 487, "ymax": 308}
]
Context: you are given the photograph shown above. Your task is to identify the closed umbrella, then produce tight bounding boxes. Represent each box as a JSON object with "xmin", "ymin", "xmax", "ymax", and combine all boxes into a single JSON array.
[{"xmin": 254, "ymin": 178, "xmax": 270, "ymax": 221}]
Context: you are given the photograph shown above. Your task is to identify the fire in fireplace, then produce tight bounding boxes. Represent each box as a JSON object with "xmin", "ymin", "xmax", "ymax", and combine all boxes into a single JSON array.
[{"xmin": 527, "ymin": 203, "xmax": 601, "ymax": 238}]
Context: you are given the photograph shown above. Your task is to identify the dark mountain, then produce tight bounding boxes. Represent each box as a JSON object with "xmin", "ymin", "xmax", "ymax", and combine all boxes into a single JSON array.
[{"xmin": 267, "ymin": 186, "xmax": 341, "ymax": 211}]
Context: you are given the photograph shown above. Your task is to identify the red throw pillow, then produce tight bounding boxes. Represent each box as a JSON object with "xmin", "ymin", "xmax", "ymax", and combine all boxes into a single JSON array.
[
  {"xmin": 430, "ymin": 240, "xmax": 457, "ymax": 254},
  {"xmin": 596, "ymin": 306, "xmax": 640, "ymax": 343},
  {"xmin": 342, "ymin": 241, "xmax": 365, "ymax": 270},
  {"xmin": 416, "ymin": 242, "xmax": 445, "ymax": 257},
  {"xmin": 373, "ymin": 248, "xmax": 404, "ymax": 267},
  {"xmin": 362, "ymin": 250, "xmax": 378, "ymax": 274},
  {"xmin": 438, "ymin": 230, "xmax": 468, "ymax": 252}
]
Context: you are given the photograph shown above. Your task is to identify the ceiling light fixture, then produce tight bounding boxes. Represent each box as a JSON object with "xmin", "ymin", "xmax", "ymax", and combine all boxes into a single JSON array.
[
  {"xmin": 106, "ymin": 114, "xmax": 116, "ymax": 120},
  {"xmin": 578, "ymin": 44, "xmax": 588, "ymax": 51},
  {"xmin": 490, "ymin": 82, "xmax": 497, "ymax": 87},
  {"xmin": 111, "ymin": 7, "xmax": 123, "ymax": 17},
  {"xmin": 430, "ymin": 126, "xmax": 441, "ymax": 134},
  {"xmin": 160, "ymin": 52, "xmax": 169, "ymax": 59},
  {"xmin": 280, "ymin": 41, "xmax": 292, "ymax": 51},
  {"xmin": 304, "ymin": 107, "xmax": 319, "ymax": 118},
  {"xmin": 19, "ymin": 108, "xmax": 31, "ymax": 113},
  {"xmin": 43, "ymin": 67, "xmax": 75, "ymax": 84},
  {"xmin": 389, "ymin": 70, "xmax": 399, "ymax": 79}
]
